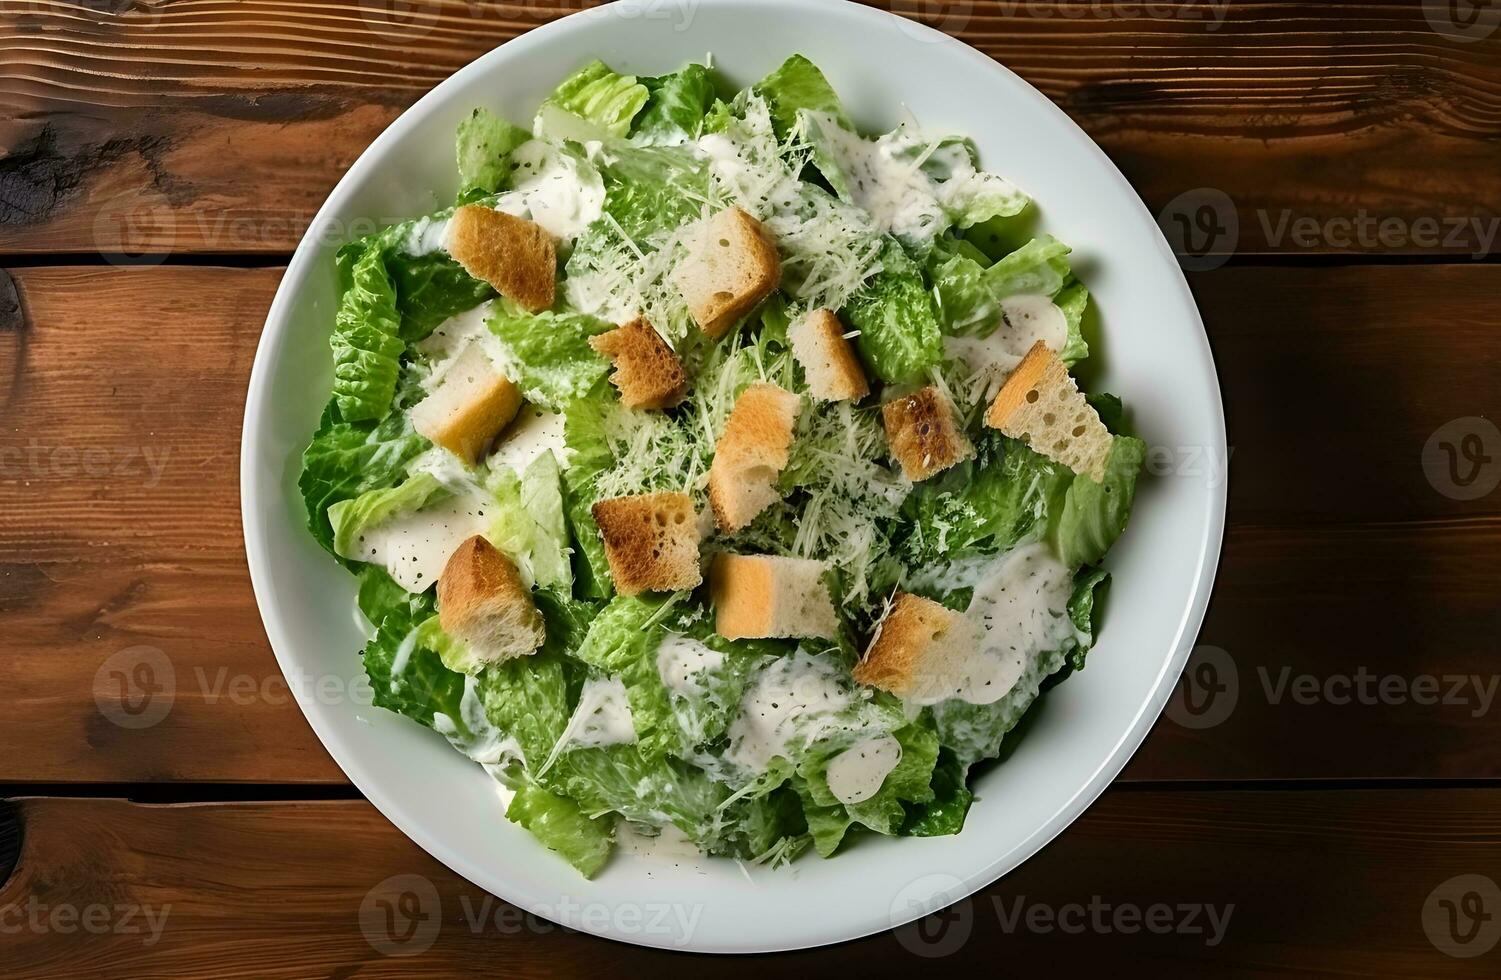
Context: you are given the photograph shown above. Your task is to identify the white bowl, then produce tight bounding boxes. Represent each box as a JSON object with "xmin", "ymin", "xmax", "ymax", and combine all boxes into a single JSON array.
[{"xmin": 242, "ymin": 0, "xmax": 1225, "ymax": 954}]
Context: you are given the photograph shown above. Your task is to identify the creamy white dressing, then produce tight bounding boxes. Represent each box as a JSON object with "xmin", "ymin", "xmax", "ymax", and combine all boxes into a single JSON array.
[
  {"xmin": 402, "ymin": 214, "xmax": 451, "ymax": 256},
  {"xmin": 493, "ymin": 140, "xmax": 605, "ymax": 241},
  {"xmin": 556, "ymin": 675, "xmax": 636, "ymax": 752},
  {"xmin": 944, "ymin": 294, "xmax": 1068, "ymax": 399},
  {"xmin": 726, "ymin": 651, "xmax": 858, "ymax": 772},
  {"xmin": 490, "ymin": 405, "xmax": 571, "ymax": 474},
  {"xmin": 433, "ymin": 674, "xmax": 509, "ymax": 763},
  {"xmin": 825, "ymin": 734, "xmax": 903, "ymax": 805},
  {"xmin": 904, "ymin": 542, "xmax": 1079, "ymax": 706},
  {"xmin": 808, "ymin": 112, "xmax": 947, "ymax": 244},
  {"xmin": 350, "ymin": 491, "xmax": 495, "ymax": 593},
  {"xmin": 655, "ymin": 633, "xmax": 725, "ymax": 695},
  {"xmin": 415, "ymin": 301, "xmax": 509, "ymax": 392}
]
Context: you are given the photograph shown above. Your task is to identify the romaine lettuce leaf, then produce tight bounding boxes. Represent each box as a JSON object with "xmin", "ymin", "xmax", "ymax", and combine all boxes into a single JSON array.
[
  {"xmin": 506, "ymin": 781, "xmax": 614, "ymax": 877},
  {"xmin": 455, "ymin": 107, "xmax": 531, "ymax": 204},
  {"xmin": 842, "ymin": 238, "xmax": 943, "ymax": 383},
  {"xmin": 327, "ymin": 472, "xmax": 446, "ymax": 560},
  {"xmin": 1065, "ymin": 568, "xmax": 1110, "ymax": 671},
  {"xmin": 754, "ymin": 54, "xmax": 851, "ymax": 137},
  {"xmin": 795, "ymin": 722, "xmax": 940, "ymax": 856},
  {"xmin": 330, "ymin": 243, "xmax": 404, "ymax": 421},
  {"xmin": 901, "ymin": 432, "xmax": 1072, "ymax": 566},
  {"xmin": 299, "ymin": 402, "xmax": 431, "ymax": 554},
  {"xmin": 930, "ymin": 235, "xmax": 1072, "ymax": 336},
  {"xmin": 633, "ymin": 63, "xmax": 717, "ymax": 144},
  {"xmin": 538, "ymin": 60, "xmax": 649, "ymax": 139},
  {"xmin": 477, "ymin": 647, "xmax": 576, "ymax": 769},
  {"xmin": 930, "ymin": 644, "xmax": 1069, "ymax": 767},
  {"xmin": 900, "ymin": 749, "xmax": 973, "ymax": 837},
  {"xmin": 540, "ymin": 744, "xmax": 729, "ymax": 845},
  {"xmin": 485, "ymin": 303, "xmax": 611, "ymax": 410},
  {"xmin": 357, "ymin": 567, "xmax": 467, "ymax": 730},
  {"xmin": 1053, "ymin": 432, "xmax": 1146, "ymax": 567},
  {"xmin": 487, "ymin": 452, "xmax": 572, "ymax": 590}
]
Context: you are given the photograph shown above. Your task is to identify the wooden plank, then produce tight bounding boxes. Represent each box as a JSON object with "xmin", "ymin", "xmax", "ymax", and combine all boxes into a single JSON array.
[
  {"xmin": 2, "ymin": 264, "xmax": 1500, "ymax": 783},
  {"xmin": 2, "ymin": 792, "xmax": 1500, "ymax": 974},
  {"xmin": 2, "ymin": 1, "xmax": 1498, "ymax": 255}
]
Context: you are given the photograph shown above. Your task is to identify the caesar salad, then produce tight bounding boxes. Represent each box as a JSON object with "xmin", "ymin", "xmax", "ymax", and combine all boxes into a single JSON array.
[{"xmin": 299, "ymin": 55, "xmax": 1145, "ymax": 877}]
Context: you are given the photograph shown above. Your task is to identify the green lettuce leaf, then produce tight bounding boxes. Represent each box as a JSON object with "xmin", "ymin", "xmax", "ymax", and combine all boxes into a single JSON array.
[
  {"xmin": 330, "ymin": 243, "xmax": 404, "ymax": 421},
  {"xmin": 1054, "ymin": 278, "xmax": 1091, "ymax": 365},
  {"xmin": 299, "ymin": 402, "xmax": 431, "ymax": 554},
  {"xmin": 930, "ymin": 644, "xmax": 1070, "ymax": 767},
  {"xmin": 541, "ymin": 744, "xmax": 729, "ymax": 845},
  {"xmin": 1053, "ymin": 433, "xmax": 1146, "ymax": 567},
  {"xmin": 754, "ymin": 54, "xmax": 851, "ymax": 137},
  {"xmin": 487, "ymin": 451, "xmax": 573, "ymax": 590},
  {"xmin": 1065, "ymin": 568, "xmax": 1110, "ymax": 671},
  {"xmin": 477, "ymin": 647, "xmax": 576, "ymax": 769},
  {"xmin": 538, "ymin": 60, "xmax": 649, "ymax": 139},
  {"xmin": 900, "ymin": 749, "xmax": 973, "ymax": 836},
  {"xmin": 455, "ymin": 107, "xmax": 531, "ymax": 204},
  {"xmin": 795, "ymin": 722, "xmax": 941, "ymax": 856},
  {"xmin": 506, "ymin": 781, "xmax": 614, "ymax": 877},
  {"xmin": 843, "ymin": 238, "xmax": 943, "ymax": 383},
  {"xmin": 486, "ymin": 303, "xmax": 611, "ymax": 410},
  {"xmin": 901, "ymin": 432, "xmax": 1072, "ymax": 567},
  {"xmin": 633, "ymin": 63, "xmax": 716, "ymax": 143},
  {"xmin": 327, "ymin": 472, "xmax": 446, "ymax": 560},
  {"xmin": 357, "ymin": 567, "xmax": 466, "ymax": 730},
  {"xmin": 930, "ymin": 235, "xmax": 1072, "ymax": 336}
]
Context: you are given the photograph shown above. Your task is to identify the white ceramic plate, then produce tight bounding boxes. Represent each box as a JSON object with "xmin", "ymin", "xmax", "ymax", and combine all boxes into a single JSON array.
[{"xmin": 242, "ymin": 0, "xmax": 1225, "ymax": 954}]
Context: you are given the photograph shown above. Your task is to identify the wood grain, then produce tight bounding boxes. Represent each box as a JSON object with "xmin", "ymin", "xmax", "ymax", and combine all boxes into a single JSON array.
[
  {"xmin": 1, "ymin": 263, "xmax": 1499, "ymax": 784},
  {"xmin": 2, "ymin": 792, "xmax": 1499, "ymax": 976},
  {"xmin": 1, "ymin": 1, "xmax": 1498, "ymax": 255}
]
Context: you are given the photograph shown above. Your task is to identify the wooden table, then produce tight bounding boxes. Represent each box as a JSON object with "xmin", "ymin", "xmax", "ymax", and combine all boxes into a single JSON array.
[{"xmin": 2, "ymin": 1, "xmax": 1500, "ymax": 974}]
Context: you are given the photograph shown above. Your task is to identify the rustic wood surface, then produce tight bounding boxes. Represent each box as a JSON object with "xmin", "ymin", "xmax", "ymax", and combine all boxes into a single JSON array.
[
  {"xmin": 3, "ymin": 792, "xmax": 1500, "ymax": 976},
  {"xmin": 2, "ymin": 0, "xmax": 1500, "ymax": 974},
  {"xmin": 1, "ymin": 1, "xmax": 1498, "ymax": 255}
]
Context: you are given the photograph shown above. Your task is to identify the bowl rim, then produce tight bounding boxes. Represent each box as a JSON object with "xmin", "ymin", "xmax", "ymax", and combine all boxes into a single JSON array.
[{"xmin": 241, "ymin": 0, "xmax": 1226, "ymax": 954}]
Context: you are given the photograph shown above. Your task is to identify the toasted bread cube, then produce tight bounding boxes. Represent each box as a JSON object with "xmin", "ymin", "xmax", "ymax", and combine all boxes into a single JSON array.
[
  {"xmin": 789, "ymin": 308, "xmax": 869, "ymax": 402},
  {"xmin": 591, "ymin": 492, "xmax": 702, "ymax": 596},
  {"xmin": 710, "ymin": 554, "xmax": 839, "ymax": 641},
  {"xmin": 588, "ymin": 317, "xmax": 688, "ymax": 410},
  {"xmin": 446, "ymin": 204, "xmax": 556, "ymax": 313},
  {"xmin": 707, "ymin": 383, "xmax": 801, "ymax": 532},
  {"xmin": 671, "ymin": 207, "xmax": 781, "ymax": 339},
  {"xmin": 881, "ymin": 385, "xmax": 974, "ymax": 481},
  {"xmin": 853, "ymin": 592, "xmax": 980, "ymax": 700},
  {"xmin": 411, "ymin": 345, "xmax": 523, "ymax": 464},
  {"xmin": 986, "ymin": 340, "xmax": 1112, "ymax": 482},
  {"xmin": 438, "ymin": 535, "xmax": 545, "ymax": 665}
]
